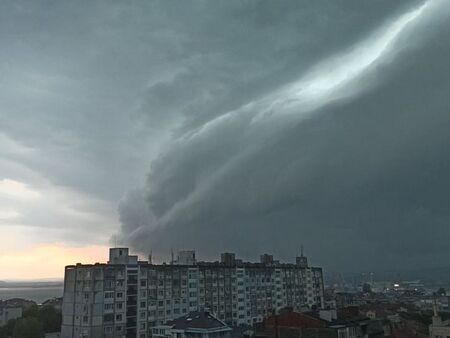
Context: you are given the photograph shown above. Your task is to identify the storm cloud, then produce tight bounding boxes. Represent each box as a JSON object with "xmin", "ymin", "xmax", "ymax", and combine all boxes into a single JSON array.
[
  {"xmin": 117, "ymin": 0, "xmax": 450, "ymax": 271},
  {"xmin": 1, "ymin": 0, "xmax": 449, "ymax": 272}
]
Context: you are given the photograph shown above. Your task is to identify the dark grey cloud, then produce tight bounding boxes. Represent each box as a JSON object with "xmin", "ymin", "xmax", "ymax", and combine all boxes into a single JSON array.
[
  {"xmin": 1, "ymin": 0, "xmax": 449, "ymax": 272},
  {"xmin": 117, "ymin": 0, "xmax": 450, "ymax": 272}
]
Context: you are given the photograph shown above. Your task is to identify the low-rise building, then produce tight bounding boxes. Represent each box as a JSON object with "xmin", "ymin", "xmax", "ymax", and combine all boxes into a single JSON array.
[
  {"xmin": 0, "ymin": 305, "xmax": 22, "ymax": 327},
  {"xmin": 151, "ymin": 311, "xmax": 231, "ymax": 338},
  {"xmin": 429, "ymin": 306, "xmax": 450, "ymax": 338},
  {"xmin": 250, "ymin": 308, "xmax": 364, "ymax": 338}
]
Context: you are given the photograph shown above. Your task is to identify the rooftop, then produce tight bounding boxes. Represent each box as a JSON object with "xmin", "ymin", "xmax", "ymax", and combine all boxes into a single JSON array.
[
  {"xmin": 65, "ymin": 247, "xmax": 322, "ymax": 269},
  {"xmin": 166, "ymin": 311, "xmax": 231, "ymax": 331}
]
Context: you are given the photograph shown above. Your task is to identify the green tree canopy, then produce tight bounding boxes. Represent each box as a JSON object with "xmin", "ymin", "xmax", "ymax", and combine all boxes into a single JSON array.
[
  {"xmin": 37, "ymin": 305, "xmax": 61, "ymax": 333},
  {"xmin": 12, "ymin": 317, "xmax": 44, "ymax": 338}
]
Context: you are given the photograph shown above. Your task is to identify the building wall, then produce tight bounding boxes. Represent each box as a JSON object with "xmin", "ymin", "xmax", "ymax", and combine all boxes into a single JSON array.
[
  {"xmin": 0, "ymin": 306, "xmax": 22, "ymax": 326},
  {"xmin": 61, "ymin": 252, "xmax": 324, "ymax": 338},
  {"xmin": 429, "ymin": 325, "xmax": 450, "ymax": 338}
]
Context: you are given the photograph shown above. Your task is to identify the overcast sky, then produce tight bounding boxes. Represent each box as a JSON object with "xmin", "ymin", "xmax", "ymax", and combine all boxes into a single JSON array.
[{"xmin": 1, "ymin": 0, "xmax": 450, "ymax": 278}]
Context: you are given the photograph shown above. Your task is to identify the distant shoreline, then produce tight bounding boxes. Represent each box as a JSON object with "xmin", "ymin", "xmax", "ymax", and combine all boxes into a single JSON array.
[
  {"xmin": 0, "ymin": 281, "xmax": 63, "ymax": 289},
  {"xmin": 0, "ymin": 283, "xmax": 63, "ymax": 303},
  {"xmin": 0, "ymin": 285, "xmax": 62, "ymax": 289}
]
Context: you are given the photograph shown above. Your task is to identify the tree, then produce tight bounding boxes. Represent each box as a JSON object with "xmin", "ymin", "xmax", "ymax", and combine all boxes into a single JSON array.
[
  {"xmin": 0, "ymin": 319, "xmax": 17, "ymax": 338},
  {"xmin": 22, "ymin": 304, "xmax": 38, "ymax": 318},
  {"xmin": 37, "ymin": 305, "xmax": 61, "ymax": 333},
  {"xmin": 0, "ymin": 326, "xmax": 7, "ymax": 338},
  {"xmin": 3, "ymin": 303, "xmax": 61, "ymax": 337},
  {"xmin": 12, "ymin": 317, "xmax": 44, "ymax": 338}
]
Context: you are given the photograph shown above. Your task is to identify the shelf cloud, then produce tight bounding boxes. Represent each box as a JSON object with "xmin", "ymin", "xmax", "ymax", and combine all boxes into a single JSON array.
[
  {"xmin": 118, "ymin": 0, "xmax": 450, "ymax": 270},
  {"xmin": 1, "ymin": 0, "xmax": 450, "ymax": 274}
]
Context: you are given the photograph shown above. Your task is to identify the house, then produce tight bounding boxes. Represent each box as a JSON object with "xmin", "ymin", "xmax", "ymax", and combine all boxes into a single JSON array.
[
  {"xmin": 429, "ymin": 306, "xmax": 450, "ymax": 338},
  {"xmin": 250, "ymin": 308, "xmax": 368, "ymax": 338},
  {"xmin": 152, "ymin": 311, "xmax": 232, "ymax": 338},
  {"xmin": 0, "ymin": 305, "xmax": 22, "ymax": 327}
]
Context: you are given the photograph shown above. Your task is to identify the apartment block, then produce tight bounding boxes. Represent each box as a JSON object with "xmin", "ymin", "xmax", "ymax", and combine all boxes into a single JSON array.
[{"xmin": 61, "ymin": 248, "xmax": 324, "ymax": 338}]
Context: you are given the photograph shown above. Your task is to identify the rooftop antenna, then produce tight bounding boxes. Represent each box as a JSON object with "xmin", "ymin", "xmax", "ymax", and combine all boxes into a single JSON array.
[
  {"xmin": 301, "ymin": 244, "xmax": 304, "ymax": 257},
  {"xmin": 171, "ymin": 249, "xmax": 174, "ymax": 265},
  {"xmin": 433, "ymin": 296, "xmax": 438, "ymax": 317},
  {"xmin": 149, "ymin": 249, "xmax": 153, "ymax": 264}
]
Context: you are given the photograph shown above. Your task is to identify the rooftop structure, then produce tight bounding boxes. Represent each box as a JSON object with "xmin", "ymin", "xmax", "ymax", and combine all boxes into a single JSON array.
[
  {"xmin": 429, "ymin": 301, "xmax": 450, "ymax": 338},
  {"xmin": 152, "ymin": 311, "xmax": 232, "ymax": 338},
  {"xmin": 174, "ymin": 251, "xmax": 196, "ymax": 266}
]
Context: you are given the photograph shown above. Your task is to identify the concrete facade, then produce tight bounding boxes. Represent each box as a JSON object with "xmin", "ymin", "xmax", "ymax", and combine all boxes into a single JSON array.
[{"xmin": 61, "ymin": 248, "xmax": 324, "ymax": 338}]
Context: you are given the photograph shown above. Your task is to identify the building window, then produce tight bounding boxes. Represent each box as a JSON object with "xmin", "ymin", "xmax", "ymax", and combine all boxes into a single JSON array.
[{"xmin": 104, "ymin": 314, "xmax": 114, "ymax": 322}]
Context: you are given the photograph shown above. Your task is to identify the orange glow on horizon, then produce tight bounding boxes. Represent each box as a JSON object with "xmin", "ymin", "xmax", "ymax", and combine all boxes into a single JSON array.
[{"xmin": 0, "ymin": 244, "xmax": 109, "ymax": 280}]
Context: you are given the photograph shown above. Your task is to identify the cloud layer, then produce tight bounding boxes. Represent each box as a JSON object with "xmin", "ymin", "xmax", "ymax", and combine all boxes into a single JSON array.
[
  {"xmin": 118, "ymin": 0, "xmax": 450, "ymax": 271},
  {"xmin": 1, "ymin": 0, "xmax": 450, "ymax": 274}
]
